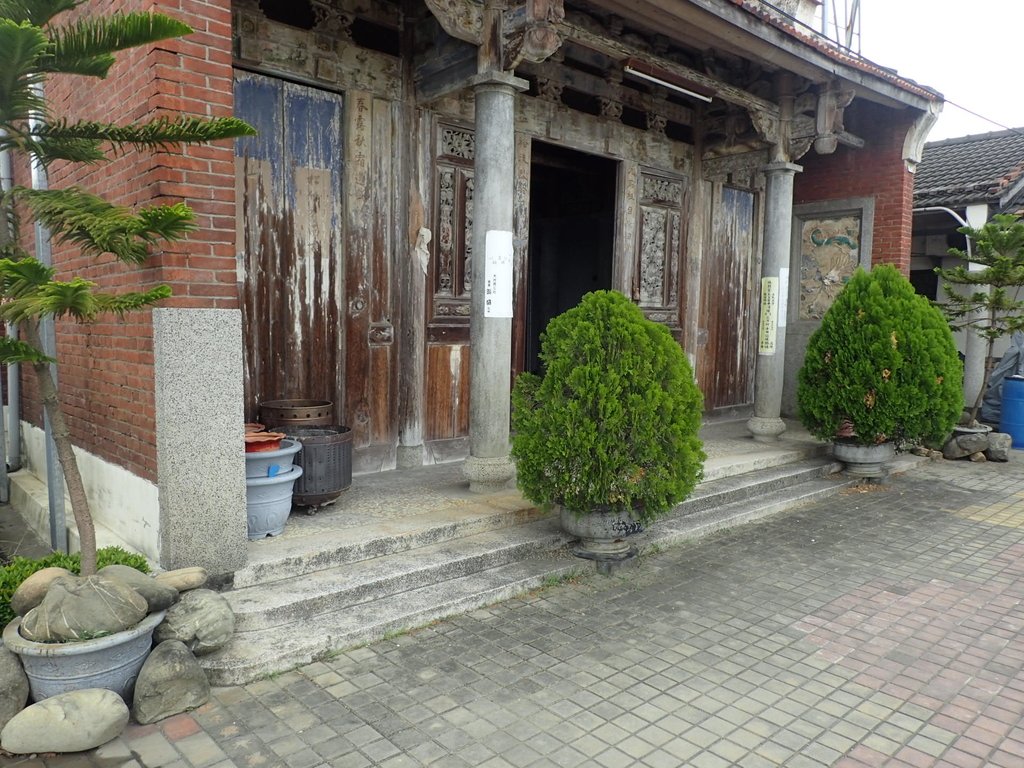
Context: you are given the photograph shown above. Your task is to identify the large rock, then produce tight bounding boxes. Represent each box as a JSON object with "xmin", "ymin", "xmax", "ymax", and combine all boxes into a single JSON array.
[
  {"xmin": 99, "ymin": 565, "xmax": 179, "ymax": 612},
  {"xmin": 0, "ymin": 688, "xmax": 128, "ymax": 754},
  {"xmin": 986, "ymin": 432, "xmax": 1013, "ymax": 462},
  {"xmin": 942, "ymin": 430, "xmax": 991, "ymax": 459},
  {"xmin": 154, "ymin": 567, "xmax": 208, "ymax": 593},
  {"xmin": 19, "ymin": 575, "xmax": 148, "ymax": 643},
  {"xmin": 10, "ymin": 567, "xmax": 73, "ymax": 616},
  {"xmin": 0, "ymin": 644, "xmax": 28, "ymax": 732},
  {"xmin": 153, "ymin": 589, "xmax": 234, "ymax": 655},
  {"xmin": 132, "ymin": 640, "xmax": 210, "ymax": 724}
]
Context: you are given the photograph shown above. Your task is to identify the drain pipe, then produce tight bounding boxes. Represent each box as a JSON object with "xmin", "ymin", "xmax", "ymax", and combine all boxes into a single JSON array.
[
  {"xmin": 0, "ymin": 141, "xmax": 21, "ymax": 475},
  {"xmin": 0, "ymin": 139, "xmax": 12, "ymax": 499},
  {"xmin": 28, "ymin": 92, "xmax": 68, "ymax": 553}
]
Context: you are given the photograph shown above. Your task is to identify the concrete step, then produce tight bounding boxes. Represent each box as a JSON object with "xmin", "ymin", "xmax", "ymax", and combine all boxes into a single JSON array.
[
  {"xmin": 231, "ymin": 500, "xmax": 547, "ymax": 589},
  {"xmin": 226, "ymin": 519, "xmax": 572, "ymax": 632},
  {"xmin": 202, "ymin": 554, "xmax": 581, "ymax": 686},
  {"xmin": 201, "ymin": 455, "xmax": 865, "ymax": 685}
]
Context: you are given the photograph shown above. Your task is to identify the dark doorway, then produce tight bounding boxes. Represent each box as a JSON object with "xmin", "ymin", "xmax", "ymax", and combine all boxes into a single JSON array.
[{"xmin": 525, "ymin": 143, "xmax": 617, "ymax": 372}]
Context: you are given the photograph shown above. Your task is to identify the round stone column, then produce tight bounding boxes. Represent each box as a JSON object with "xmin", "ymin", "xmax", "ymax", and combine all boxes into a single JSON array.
[
  {"xmin": 748, "ymin": 161, "xmax": 801, "ymax": 442},
  {"xmin": 464, "ymin": 72, "xmax": 527, "ymax": 492}
]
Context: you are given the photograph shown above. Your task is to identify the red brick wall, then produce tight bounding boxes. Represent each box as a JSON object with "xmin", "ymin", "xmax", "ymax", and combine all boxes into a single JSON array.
[
  {"xmin": 16, "ymin": 0, "xmax": 237, "ymax": 482},
  {"xmin": 794, "ymin": 101, "xmax": 917, "ymax": 274}
]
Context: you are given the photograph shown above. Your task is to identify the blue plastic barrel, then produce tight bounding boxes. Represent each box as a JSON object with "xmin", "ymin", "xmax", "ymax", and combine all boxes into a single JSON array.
[{"xmin": 1000, "ymin": 376, "xmax": 1024, "ymax": 448}]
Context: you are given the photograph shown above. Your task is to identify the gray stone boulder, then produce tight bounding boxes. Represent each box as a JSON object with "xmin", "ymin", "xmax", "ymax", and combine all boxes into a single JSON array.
[
  {"xmin": 986, "ymin": 432, "xmax": 1013, "ymax": 462},
  {"xmin": 154, "ymin": 567, "xmax": 208, "ymax": 593},
  {"xmin": 99, "ymin": 565, "xmax": 179, "ymax": 612},
  {"xmin": 20, "ymin": 575, "xmax": 148, "ymax": 643},
  {"xmin": 10, "ymin": 567, "xmax": 73, "ymax": 616},
  {"xmin": 154, "ymin": 589, "xmax": 234, "ymax": 655},
  {"xmin": 132, "ymin": 640, "xmax": 210, "ymax": 724},
  {"xmin": 0, "ymin": 644, "xmax": 28, "ymax": 732},
  {"xmin": 0, "ymin": 688, "xmax": 128, "ymax": 753},
  {"xmin": 942, "ymin": 430, "xmax": 991, "ymax": 459}
]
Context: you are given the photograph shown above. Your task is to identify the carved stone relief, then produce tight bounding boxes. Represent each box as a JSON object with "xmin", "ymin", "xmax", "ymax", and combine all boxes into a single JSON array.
[
  {"xmin": 635, "ymin": 171, "xmax": 685, "ymax": 313},
  {"xmin": 437, "ymin": 168, "xmax": 456, "ymax": 295},
  {"xmin": 440, "ymin": 127, "xmax": 476, "ymax": 160},
  {"xmin": 639, "ymin": 208, "xmax": 668, "ymax": 305}
]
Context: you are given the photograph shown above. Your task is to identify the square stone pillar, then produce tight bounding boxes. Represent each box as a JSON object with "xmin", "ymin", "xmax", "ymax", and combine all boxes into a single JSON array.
[{"xmin": 154, "ymin": 308, "xmax": 247, "ymax": 574}]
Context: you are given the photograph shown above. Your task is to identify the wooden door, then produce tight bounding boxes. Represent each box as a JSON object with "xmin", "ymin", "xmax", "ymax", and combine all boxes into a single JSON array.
[
  {"xmin": 697, "ymin": 184, "xmax": 758, "ymax": 410},
  {"xmin": 234, "ymin": 72, "xmax": 345, "ymax": 420}
]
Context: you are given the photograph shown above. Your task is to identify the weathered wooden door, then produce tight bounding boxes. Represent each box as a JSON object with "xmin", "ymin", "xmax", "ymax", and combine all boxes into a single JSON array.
[
  {"xmin": 697, "ymin": 185, "xmax": 758, "ymax": 410},
  {"xmin": 234, "ymin": 72, "xmax": 344, "ymax": 420}
]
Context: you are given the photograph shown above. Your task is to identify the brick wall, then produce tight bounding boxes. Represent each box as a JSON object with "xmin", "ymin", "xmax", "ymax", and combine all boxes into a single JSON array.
[
  {"xmin": 16, "ymin": 0, "xmax": 237, "ymax": 482},
  {"xmin": 794, "ymin": 100, "xmax": 918, "ymax": 274}
]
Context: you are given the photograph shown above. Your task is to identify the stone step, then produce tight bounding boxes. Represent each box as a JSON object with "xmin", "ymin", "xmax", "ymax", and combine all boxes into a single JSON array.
[
  {"xmin": 201, "ymin": 456, "xmax": 863, "ymax": 685},
  {"xmin": 202, "ymin": 554, "xmax": 580, "ymax": 686},
  {"xmin": 231, "ymin": 501, "xmax": 546, "ymax": 589},
  {"xmin": 226, "ymin": 520, "xmax": 572, "ymax": 632}
]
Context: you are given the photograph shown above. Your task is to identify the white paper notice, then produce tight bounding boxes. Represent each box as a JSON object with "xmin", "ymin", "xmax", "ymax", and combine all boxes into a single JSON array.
[
  {"xmin": 758, "ymin": 277, "xmax": 779, "ymax": 356},
  {"xmin": 777, "ymin": 267, "xmax": 789, "ymax": 329},
  {"xmin": 484, "ymin": 230, "xmax": 514, "ymax": 318}
]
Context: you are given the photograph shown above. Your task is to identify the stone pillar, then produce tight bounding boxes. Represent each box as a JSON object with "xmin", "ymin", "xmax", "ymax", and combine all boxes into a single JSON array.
[
  {"xmin": 463, "ymin": 72, "xmax": 527, "ymax": 492},
  {"xmin": 962, "ymin": 203, "xmax": 991, "ymax": 413},
  {"xmin": 154, "ymin": 308, "xmax": 247, "ymax": 575},
  {"xmin": 747, "ymin": 161, "xmax": 802, "ymax": 442}
]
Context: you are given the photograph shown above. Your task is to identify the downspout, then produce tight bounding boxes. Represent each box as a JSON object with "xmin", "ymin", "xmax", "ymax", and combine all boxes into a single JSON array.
[
  {"xmin": 0, "ymin": 140, "xmax": 21, "ymax": 473},
  {"xmin": 0, "ymin": 138, "xmax": 12, "ymax": 499},
  {"xmin": 29, "ymin": 89, "xmax": 68, "ymax": 552}
]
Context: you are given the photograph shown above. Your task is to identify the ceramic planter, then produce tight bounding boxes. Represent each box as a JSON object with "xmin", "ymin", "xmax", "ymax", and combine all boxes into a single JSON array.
[
  {"xmin": 832, "ymin": 440, "xmax": 895, "ymax": 478},
  {"xmin": 2, "ymin": 610, "xmax": 166, "ymax": 702},
  {"xmin": 559, "ymin": 506, "xmax": 644, "ymax": 557},
  {"xmin": 246, "ymin": 464, "xmax": 304, "ymax": 539}
]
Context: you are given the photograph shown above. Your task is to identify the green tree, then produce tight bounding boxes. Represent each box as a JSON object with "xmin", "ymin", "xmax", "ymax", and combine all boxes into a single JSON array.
[
  {"xmin": 511, "ymin": 290, "xmax": 705, "ymax": 522},
  {"xmin": 798, "ymin": 265, "xmax": 962, "ymax": 447},
  {"xmin": 0, "ymin": 0, "xmax": 254, "ymax": 575},
  {"xmin": 935, "ymin": 213, "xmax": 1024, "ymax": 424}
]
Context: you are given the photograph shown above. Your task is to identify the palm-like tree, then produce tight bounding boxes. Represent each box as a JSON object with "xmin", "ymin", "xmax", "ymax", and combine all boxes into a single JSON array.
[{"xmin": 0, "ymin": 0, "xmax": 255, "ymax": 575}]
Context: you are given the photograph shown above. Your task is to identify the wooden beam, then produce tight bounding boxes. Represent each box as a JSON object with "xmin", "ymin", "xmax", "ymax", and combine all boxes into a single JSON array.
[{"xmin": 560, "ymin": 19, "xmax": 780, "ymax": 119}]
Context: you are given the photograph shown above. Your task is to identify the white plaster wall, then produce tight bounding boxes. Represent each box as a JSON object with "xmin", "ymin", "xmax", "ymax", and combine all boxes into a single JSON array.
[{"xmin": 14, "ymin": 419, "xmax": 159, "ymax": 560}]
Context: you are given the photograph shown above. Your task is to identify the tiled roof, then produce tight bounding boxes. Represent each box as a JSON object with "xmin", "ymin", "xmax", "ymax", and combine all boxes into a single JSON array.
[
  {"xmin": 728, "ymin": 0, "xmax": 942, "ymax": 103},
  {"xmin": 914, "ymin": 129, "xmax": 1024, "ymax": 210}
]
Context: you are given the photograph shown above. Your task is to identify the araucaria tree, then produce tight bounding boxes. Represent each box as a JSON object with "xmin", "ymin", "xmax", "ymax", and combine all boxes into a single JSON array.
[
  {"xmin": 0, "ymin": 1, "xmax": 254, "ymax": 575},
  {"xmin": 935, "ymin": 214, "xmax": 1024, "ymax": 424}
]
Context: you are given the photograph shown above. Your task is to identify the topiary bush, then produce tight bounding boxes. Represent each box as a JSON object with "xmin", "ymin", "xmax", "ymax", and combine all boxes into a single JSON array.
[
  {"xmin": 511, "ymin": 290, "xmax": 705, "ymax": 523},
  {"xmin": 0, "ymin": 546, "xmax": 148, "ymax": 628},
  {"xmin": 797, "ymin": 265, "xmax": 962, "ymax": 447}
]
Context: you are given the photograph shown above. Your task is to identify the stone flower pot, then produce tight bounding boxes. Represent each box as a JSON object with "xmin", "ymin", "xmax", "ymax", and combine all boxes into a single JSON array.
[
  {"xmin": 559, "ymin": 506, "xmax": 644, "ymax": 558},
  {"xmin": 2, "ymin": 610, "xmax": 166, "ymax": 702},
  {"xmin": 832, "ymin": 440, "xmax": 895, "ymax": 479}
]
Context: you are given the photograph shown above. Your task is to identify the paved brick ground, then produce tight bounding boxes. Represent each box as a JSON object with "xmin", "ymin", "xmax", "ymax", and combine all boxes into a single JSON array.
[{"xmin": 10, "ymin": 456, "xmax": 1024, "ymax": 767}]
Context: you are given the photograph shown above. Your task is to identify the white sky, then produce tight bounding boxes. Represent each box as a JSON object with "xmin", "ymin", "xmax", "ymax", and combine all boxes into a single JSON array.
[{"xmin": 854, "ymin": 0, "xmax": 1024, "ymax": 140}]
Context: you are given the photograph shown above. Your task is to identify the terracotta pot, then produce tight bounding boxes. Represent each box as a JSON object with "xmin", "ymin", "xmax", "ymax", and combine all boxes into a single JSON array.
[
  {"xmin": 244, "ymin": 431, "xmax": 287, "ymax": 452},
  {"xmin": 244, "ymin": 422, "xmax": 265, "ymax": 434}
]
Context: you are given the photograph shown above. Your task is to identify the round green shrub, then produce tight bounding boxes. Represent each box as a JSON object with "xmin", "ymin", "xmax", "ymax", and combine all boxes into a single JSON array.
[
  {"xmin": 797, "ymin": 265, "xmax": 962, "ymax": 447},
  {"xmin": 511, "ymin": 290, "xmax": 705, "ymax": 523},
  {"xmin": 0, "ymin": 546, "xmax": 149, "ymax": 628}
]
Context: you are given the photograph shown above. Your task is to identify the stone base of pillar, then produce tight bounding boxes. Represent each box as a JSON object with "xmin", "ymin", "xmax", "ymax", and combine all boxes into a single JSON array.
[
  {"xmin": 463, "ymin": 454, "xmax": 516, "ymax": 493},
  {"xmin": 747, "ymin": 416, "xmax": 787, "ymax": 442},
  {"xmin": 396, "ymin": 444, "xmax": 424, "ymax": 470}
]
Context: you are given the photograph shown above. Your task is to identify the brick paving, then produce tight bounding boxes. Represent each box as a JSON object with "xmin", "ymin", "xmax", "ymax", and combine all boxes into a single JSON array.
[{"xmin": 10, "ymin": 455, "xmax": 1024, "ymax": 767}]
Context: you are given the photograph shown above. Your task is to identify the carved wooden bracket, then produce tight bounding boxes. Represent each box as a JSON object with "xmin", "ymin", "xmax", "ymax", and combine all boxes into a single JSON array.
[
  {"xmin": 813, "ymin": 81, "xmax": 856, "ymax": 154},
  {"xmin": 423, "ymin": 0, "xmax": 564, "ymax": 69},
  {"xmin": 423, "ymin": 0, "xmax": 484, "ymax": 45},
  {"xmin": 504, "ymin": 0, "xmax": 564, "ymax": 67}
]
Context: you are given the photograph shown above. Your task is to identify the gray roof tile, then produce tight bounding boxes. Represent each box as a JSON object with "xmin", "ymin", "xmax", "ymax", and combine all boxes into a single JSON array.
[{"xmin": 914, "ymin": 128, "xmax": 1024, "ymax": 210}]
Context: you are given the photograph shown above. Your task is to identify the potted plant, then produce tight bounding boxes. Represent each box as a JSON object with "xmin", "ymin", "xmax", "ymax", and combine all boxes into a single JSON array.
[
  {"xmin": 934, "ymin": 214, "xmax": 1024, "ymax": 426},
  {"xmin": 797, "ymin": 265, "xmax": 962, "ymax": 477},
  {"xmin": 0, "ymin": 0, "xmax": 252, "ymax": 705},
  {"xmin": 511, "ymin": 290, "xmax": 705, "ymax": 562}
]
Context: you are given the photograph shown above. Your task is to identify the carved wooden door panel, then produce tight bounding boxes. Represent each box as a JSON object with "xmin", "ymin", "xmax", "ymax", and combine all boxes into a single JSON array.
[
  {"xmin": 633, "ymin": 170, "xmax": 689, "ymax": 339},
  {"xmin": 424, "ymin": 123, "xmax": 474, "ymax": 456},
  {"xmin": 697, "ymin": 184, "xmax": 758, "ymax": 410},
  {"xmin": 234, "ymin": 72, "xmax": 345, "ymax": 419}
]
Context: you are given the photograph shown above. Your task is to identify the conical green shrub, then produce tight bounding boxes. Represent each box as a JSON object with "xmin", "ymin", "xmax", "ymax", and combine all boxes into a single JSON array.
[
  {"xmin": 797, "ymin": 265, "xmax": 962, "ymax": 447},
  {"xmin": 511, "ymin": 290, "xmax": 705, "ymax": 522}
]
